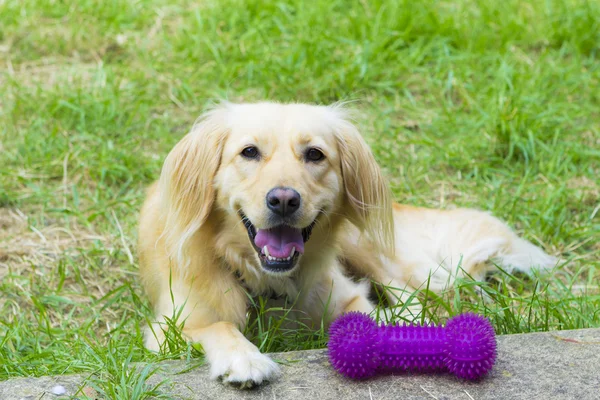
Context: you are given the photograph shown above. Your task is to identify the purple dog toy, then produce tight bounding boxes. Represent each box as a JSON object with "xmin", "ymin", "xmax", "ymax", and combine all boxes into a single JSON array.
[{"xmin": 328, "ymin": 312, "xmax": 497, "ymax": 380}]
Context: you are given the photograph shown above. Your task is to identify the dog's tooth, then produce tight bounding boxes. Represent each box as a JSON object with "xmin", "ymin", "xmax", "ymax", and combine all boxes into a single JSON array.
[
  {"xmin": 263, "ymin": 246, "xmax": 270, "ymax": 258},
  {"xmin": 290, "ymin": 247, "xmax": 296, "ymax": 257}
]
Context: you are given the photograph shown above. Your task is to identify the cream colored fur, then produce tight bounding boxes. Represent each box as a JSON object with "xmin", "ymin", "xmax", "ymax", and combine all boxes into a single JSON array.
[{"xmin": 137, "ymin": 101, "xmax": 556, "ymax": 388}]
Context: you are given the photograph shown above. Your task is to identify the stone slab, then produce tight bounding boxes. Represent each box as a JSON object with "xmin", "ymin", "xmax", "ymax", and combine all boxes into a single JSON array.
[{"xmin": 1, "ymin": 328, "xmax": 600, "ymax": 400}]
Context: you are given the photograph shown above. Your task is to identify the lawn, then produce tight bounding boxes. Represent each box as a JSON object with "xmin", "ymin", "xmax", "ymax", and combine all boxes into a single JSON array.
[{"xmin": 1, "ymin": 0, "xmax": 599, "ymax": 398}]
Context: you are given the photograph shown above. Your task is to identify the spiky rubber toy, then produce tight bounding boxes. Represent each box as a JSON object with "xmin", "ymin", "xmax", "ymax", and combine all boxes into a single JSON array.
[{"xmin": 328, "ymin": 312, "xmax": 497, "ymax": 380}]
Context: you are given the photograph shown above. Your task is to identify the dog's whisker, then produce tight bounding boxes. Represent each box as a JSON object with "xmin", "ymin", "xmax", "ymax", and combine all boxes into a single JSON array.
[{"xmin": 313, "ymin": 209, "xmax": 335, "ymax": 243}]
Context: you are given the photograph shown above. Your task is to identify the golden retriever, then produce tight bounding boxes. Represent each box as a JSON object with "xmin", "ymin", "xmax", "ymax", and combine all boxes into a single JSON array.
[{"xmin": 138, "ymin": 101, "xmax": 556, "ymax": 388}]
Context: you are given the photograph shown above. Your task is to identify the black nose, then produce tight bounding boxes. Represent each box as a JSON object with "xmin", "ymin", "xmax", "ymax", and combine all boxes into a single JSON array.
[{"xmin": 266, "ymin": 187, "xmax": 301, "ymax": 217}]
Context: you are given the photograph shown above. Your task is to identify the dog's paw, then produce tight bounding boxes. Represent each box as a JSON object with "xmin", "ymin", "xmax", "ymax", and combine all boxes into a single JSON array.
[
  {"xmin": 143, "ymin": 324, "xmax": 165, "ymax": 352},
  {"xmin": 209, "ymin": 347, "xmax": 281, "ymax": 389}
]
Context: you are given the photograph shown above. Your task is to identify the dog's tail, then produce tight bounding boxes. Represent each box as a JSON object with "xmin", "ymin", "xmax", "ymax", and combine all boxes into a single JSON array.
[{"xmin": 491, "ymin": 236, "xmax": 558, "ymax": 274}]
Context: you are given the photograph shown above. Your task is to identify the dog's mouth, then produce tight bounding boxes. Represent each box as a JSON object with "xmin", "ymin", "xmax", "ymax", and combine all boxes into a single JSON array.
[{"xmin": 239, "ymin": 212, "xmax": 316, "ymax": 274}]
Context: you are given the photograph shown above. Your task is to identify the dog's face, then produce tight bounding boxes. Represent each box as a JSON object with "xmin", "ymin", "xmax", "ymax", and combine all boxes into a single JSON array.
[
  {"xmin": 159, "ymin": 102, "xmax": 393, "ymax": 276},
  {"xmin": 214, "ymin": 104, "xmax": 345, "ymax": 274}
]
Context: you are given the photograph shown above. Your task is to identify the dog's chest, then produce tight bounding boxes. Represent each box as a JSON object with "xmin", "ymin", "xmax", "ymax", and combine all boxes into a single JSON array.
[
  {"xmin": 226, "ymin": 253, "xmax": 300, "ymax": 300},
  {"xmin": 235, "ymin": 268, "xmax": 300, "ymax": 300}
]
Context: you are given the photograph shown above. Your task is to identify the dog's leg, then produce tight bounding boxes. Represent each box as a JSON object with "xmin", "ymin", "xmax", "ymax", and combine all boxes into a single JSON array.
[
  {"xmin": 338, "ymin": 236, "xmax": 424, "ymax": 320},
  {"xmin": 145, "ymin": 317, "xmax": 279, "ymax": 389},
  {"xmin": 184, "ymin": 322, "xmax": 280, "ymax": 389},
  {"xmin": 301, "ymin": 263, "xmax": 376, "ymax": 323},
  {"xmin": 343, "ymin": 292, "xmax": 375, "ymax": 314},
  {"xmin": 143, "ymin": 277, "xmax": 280, "ymax": 389}
]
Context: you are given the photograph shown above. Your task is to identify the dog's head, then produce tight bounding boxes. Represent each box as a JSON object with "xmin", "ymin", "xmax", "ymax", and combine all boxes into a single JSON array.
[{"xmin": 159, "ymin": 102, "xmax": 393, "ymax": 275}]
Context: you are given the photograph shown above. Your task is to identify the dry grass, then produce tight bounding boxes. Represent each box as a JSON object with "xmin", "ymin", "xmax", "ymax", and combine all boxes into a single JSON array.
[{"xmin": 0, "ymin": 208, "xmax": 98, "ymax": 272}]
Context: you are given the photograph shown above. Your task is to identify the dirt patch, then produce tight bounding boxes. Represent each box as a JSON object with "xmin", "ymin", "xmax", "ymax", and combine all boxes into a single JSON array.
[
  {"xmin": 0, "ymin": 207, "xmax": 105, "ymax": 278},
  {"xmin": 582, "ymin": 130, "xmax": 600, "ymax": 147},
  {"xmin": 0, "ymin": 57, "xmax": 101, "ymax": 90},
  {"xmin": 567, "ymin": 176, "xmax": 599, "ymax": 207},
  {"xmin": 0, "ymin": 208, "xmax": 29, "ymax": 266},
  {"xmin": 567, "ymin": 176, "xmax": 598, "ymax": 191}
]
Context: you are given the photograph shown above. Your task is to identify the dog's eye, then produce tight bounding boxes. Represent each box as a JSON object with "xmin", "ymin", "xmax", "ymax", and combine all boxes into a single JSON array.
[
  {"xmin": 305, "ymin": 148, "xmax": 325, "ymax": 162},
  {"xmin": 241, "ymin": 146, "xmax": 260, "ymax": 160}
]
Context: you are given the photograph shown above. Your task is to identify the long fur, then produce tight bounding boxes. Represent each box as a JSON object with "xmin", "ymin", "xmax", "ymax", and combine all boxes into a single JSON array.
[
  {"xmin": 137, "ymin": 101, "xmax": 556, "ymax": 388},
  {"xmin": 158, "ymin": 108, "xmax": 229, "ymax": 271}
]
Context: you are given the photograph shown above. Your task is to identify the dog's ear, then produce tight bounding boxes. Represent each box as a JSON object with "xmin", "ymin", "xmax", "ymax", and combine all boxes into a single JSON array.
[
  {"xmin": 334, "ymin": 118, "xmax": 395, "ymax": 256},
  {"xmin": 159, "ymin": 108, "xmax": 229, "ymax": 264}
]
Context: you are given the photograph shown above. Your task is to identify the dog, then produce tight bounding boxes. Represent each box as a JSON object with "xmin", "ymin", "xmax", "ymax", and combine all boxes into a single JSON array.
[{"xmin": 138, "ymin": 101, "xmax": 556, "ymax": 388}]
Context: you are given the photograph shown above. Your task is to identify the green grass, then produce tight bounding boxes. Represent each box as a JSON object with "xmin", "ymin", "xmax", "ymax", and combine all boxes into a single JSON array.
[{"xmin": 1, "ymin": 0, "xmax": 599, "ymax": 397}]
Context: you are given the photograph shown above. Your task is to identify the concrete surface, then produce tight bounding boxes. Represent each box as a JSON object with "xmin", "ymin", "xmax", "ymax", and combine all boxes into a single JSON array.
[{"xmin": 2, "ymin": 328, "xmax": 600, "ymax": 400}]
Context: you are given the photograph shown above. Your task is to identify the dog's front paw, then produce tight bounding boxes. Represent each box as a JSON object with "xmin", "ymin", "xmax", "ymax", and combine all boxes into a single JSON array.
[
  {"xmin": 143, "ymin": 323, "xmax": 165, "ymax": 352},
  {"xmin": 209, "ymin": 346, "xmax": 280, "ymax": 389}
]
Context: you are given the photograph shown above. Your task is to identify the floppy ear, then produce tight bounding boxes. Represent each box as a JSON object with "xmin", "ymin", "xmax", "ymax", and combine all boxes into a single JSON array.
[
  {"xmin": 159, "ymin": 108, "xmax": 229, "ymax": 265},
  {"xmin": 334, "ymin": 119, "xmax": 395, "ymax": 256}
]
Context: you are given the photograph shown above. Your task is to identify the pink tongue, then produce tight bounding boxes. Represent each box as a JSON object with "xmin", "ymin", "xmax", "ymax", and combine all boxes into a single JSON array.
[{"xmin": 254, "ymin": 226, "xmax": 304, "ymax": 258}]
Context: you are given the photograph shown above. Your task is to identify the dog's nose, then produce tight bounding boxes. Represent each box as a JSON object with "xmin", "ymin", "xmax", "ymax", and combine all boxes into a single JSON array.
[{"xmin": 266, "ymin": 187, "xmax": 301, "ymax": 217}]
